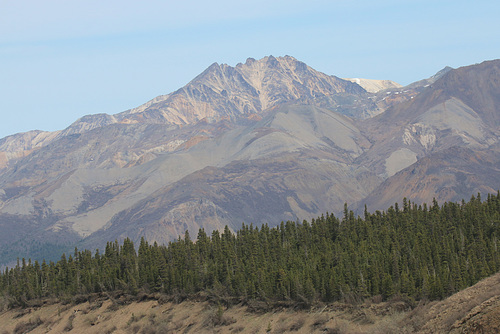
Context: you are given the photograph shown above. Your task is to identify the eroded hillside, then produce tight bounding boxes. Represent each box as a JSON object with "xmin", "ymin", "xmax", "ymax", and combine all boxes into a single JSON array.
[{"xmin": 1, "ymin": 272, "xmax": 499, "ymax": 333}]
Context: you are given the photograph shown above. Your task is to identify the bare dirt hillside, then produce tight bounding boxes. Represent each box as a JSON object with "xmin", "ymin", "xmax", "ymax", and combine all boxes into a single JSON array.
[
  {"xmin": 0, "ymin": 296, "xmax": 413, "ymax": 334},
  {"xmin": 403, "ymin": 271, "xmax": 500, "ymax": 333},
  {"xmin": 1, "ymin": 272, "xmax": 499, "ymax": 333}
]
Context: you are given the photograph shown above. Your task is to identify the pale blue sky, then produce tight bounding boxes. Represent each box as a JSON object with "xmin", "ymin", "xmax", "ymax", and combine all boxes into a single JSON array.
[{"xmin": 1, "ymin": 0, "xmax": 499, "ymax": 139}]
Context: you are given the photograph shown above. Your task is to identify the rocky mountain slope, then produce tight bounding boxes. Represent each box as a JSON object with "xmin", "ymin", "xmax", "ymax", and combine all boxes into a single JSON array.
[
  {"xmin": 354, "ymin": 59, "xmax": 500, "ymax": 212},
  {"xmin": 72, "ymin": 55, "xmax": 366, "ymax": 129},
  {"xmin": 0, "ymin": 56, "xmax": 499, "ymax": 265}
]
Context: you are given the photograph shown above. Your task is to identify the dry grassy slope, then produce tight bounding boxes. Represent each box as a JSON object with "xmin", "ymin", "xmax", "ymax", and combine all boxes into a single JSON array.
[
  {"xmin": 406, "ymin": 272, "xmax": 500, "ymax": 333},
  {"xmin": 0, "ymin": 295, "xmax": 414, "ymax": 334},
  {"xmin": 1, "ymin": 272, "xmax": 499, "ymax": 333}
]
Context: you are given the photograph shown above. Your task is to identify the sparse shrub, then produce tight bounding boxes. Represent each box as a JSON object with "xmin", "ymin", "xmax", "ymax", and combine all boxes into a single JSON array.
[
  {"xmin": 107, "ymin": 301, "xmax": 120, "ymax": 311},
  {"xmin": 443, "ymin": 310, "xmax": 467, "ymax": 330},
  {"xmin": 13, "ymin": 316, "xmax": 43, "ymax": 334},
  {"xmin": 148, "ymin": 312, "xmax": 157, "ymax": 324},
  {"xmin": 72, "ymin": 294, "xmax": 90, "ymax": 305},
  {"xmin": 217, "ymin": 314, "xmax": 236, "ymax": 326},
  {"xmin": 289, "ymin": 315, "xmax": 306, "ymax": 331},
  {"xmin": 326, "ymin": 318, "xmax": 354, "ymax": 334},
  {"xmin": 27, "ymin": 299, "xmax": 44, "ymax": 308},
  {"xmin": 0, "ymin": 296, "xmax": 10, "ymax": 311},
  {"xmin": 89, "ymin": 300, "xmax": 103, "ymax": 310},
  {"xmin": 84, "ymin": 314, "xmax": 102, "ymax": 327},
  {"xmin": 232, "ymin": 325, "xmax": 245, "ymax": 332},
  {"xmin": 399, "ymin": 300, "xmax": 435, "ymax": 331},
  {"xmin": 129, "ymin": 324, "xmax": 141, "ymax": 334},
  {"xmin": 140, "ymin": 324, "xmax": 157, "ymax": 334},
  {"xmin": 266, "ymin": 321, "xmax": 272, "ymax": 332},
  {"xmin": 157, "ymin": 294, "xmax": 170, "ymax": 305},
  {"xmin": 311, "ymin": 313, "xmax": 329, "ymax": 328},
  {"xmin": 369, "ymin": 312, "xmax": 412, "ymax": 334},
  {"xmin": 183, "ymin": 321, "xmax": 196, "ymax": 332},
  {"xmin": 352, "ymin": 309, "xmax": 376, "ymax": 325},
  {"xmin": 13, "ymin": 308, "xmax": 31, "ymax": 319},
  {"xmin": 61, "ymin": 296, "xmax": 73, "ymax": 305},
  {"xmin": 246, "ymin": 299, "xmax": 271, "ymax": 313},
  {"xmin": 137, "ymin": 291, "xmax": 155, "ymax": 302},
  {"xmin": 203, "ymin": 303, "xmax": 235, "ymax": 327},
  {"xmin": 270, "ymin": 315, "xmax": 288, "ymax": 334},
  {"xmin": 105, "ymin": 325, "xmax": 117, "ymax": 334},
  {"xmin": 127, "ymin": 312, "xmax": 145, "ymax": 325},
  {"xmin": 371, "ymin": 294, "xmax": 383, "ymax": 304},
  {"xmin": 83, "ymin": 315, "xmax": 93, "ymax": 326},
  {"xmin": 271, "ymin": 322, "xmax": 288, "ymax": 334},
  {"xmin": 215, "ymin": 303, "xmax": 224, "ymax": 322},
  {"xmin": 42, "ymin": 316, "xmax": 56, "ymax": 329},
  {"xmin": 64, "ymin": 314, "xmax": 75, "ymax": 332}
]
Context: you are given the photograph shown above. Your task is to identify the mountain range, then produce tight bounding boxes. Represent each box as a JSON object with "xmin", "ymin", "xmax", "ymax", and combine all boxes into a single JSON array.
[{"xmin": 0, "ymin": 55, "xmax": 499, "ymax": 265}]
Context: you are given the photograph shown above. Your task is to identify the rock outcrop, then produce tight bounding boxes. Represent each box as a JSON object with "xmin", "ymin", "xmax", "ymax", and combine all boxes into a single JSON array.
[{"xmin": 116, "ymin": 56, "xmax": 366, "ymax": 125}]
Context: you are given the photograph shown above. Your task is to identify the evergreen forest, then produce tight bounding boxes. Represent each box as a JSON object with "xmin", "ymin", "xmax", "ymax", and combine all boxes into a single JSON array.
[{"xmin": 1, "ymin": 193, "xmax": 499, "ymax": 307}]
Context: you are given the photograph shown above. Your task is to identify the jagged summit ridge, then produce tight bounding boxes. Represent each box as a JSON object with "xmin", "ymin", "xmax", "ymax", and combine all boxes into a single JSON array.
[
  {"xmin": 116, "ymin": 55, "xmax": 365, "ymax": 125},
  {"xmin": 0, "ymin": 55, "xmax": 381, "ymax": 170}
]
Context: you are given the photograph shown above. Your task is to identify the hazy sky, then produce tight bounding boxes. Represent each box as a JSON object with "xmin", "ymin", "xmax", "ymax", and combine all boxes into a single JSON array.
[{"xmin": 1, "ymin": 0, "xmax": 499, "ymax": 138}]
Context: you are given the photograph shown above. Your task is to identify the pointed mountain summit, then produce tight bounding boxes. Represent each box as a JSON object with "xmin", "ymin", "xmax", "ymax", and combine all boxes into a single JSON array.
[
  {"xmin": 115, "ymin": 55, "xmax": 365, "ymax": 126},
  {"xmin": 0, "ymin": 56, "xmax": 369, "ymax": 170},
  {"xmin": 405, "ymin": 65, "xmax": 453, "ymax": 89}
]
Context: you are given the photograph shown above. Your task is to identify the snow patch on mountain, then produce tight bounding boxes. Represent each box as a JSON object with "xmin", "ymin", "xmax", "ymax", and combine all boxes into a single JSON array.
[{"xmin": 344, "ymin": 78, "xmax": 402, "ymax": 93}]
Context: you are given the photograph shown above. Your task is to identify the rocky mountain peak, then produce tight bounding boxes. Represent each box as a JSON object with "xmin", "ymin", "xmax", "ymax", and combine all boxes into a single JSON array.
[
  {"xmin": 244, "ymin": 57, "xmax": 256, "ymax": 65},
  {"xmin": 432, "ymin": 60, "xmax": 500, "ymax": 127},
  {"xmin": 433, "ymin": 66, "xmax": 453, "ymax": 79},
  {"xmin": 405, "ymin": 65, "xmax": 454, "ymax": 89},
  {"xmin": 116, "ymin": 55, "xmax": 365, "ymax": 127}
]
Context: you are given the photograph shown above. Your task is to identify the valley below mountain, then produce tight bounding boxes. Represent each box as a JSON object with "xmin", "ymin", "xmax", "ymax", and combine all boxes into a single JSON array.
[{"xmin": 0, "ymin": 56, "xmax": 499, "ymax": 265}]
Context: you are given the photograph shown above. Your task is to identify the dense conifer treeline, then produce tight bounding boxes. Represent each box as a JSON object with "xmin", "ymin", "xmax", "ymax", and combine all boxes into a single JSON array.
[{"xmin": 1, "ymin": 193, "xmax": 499, "ymax": 305}]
